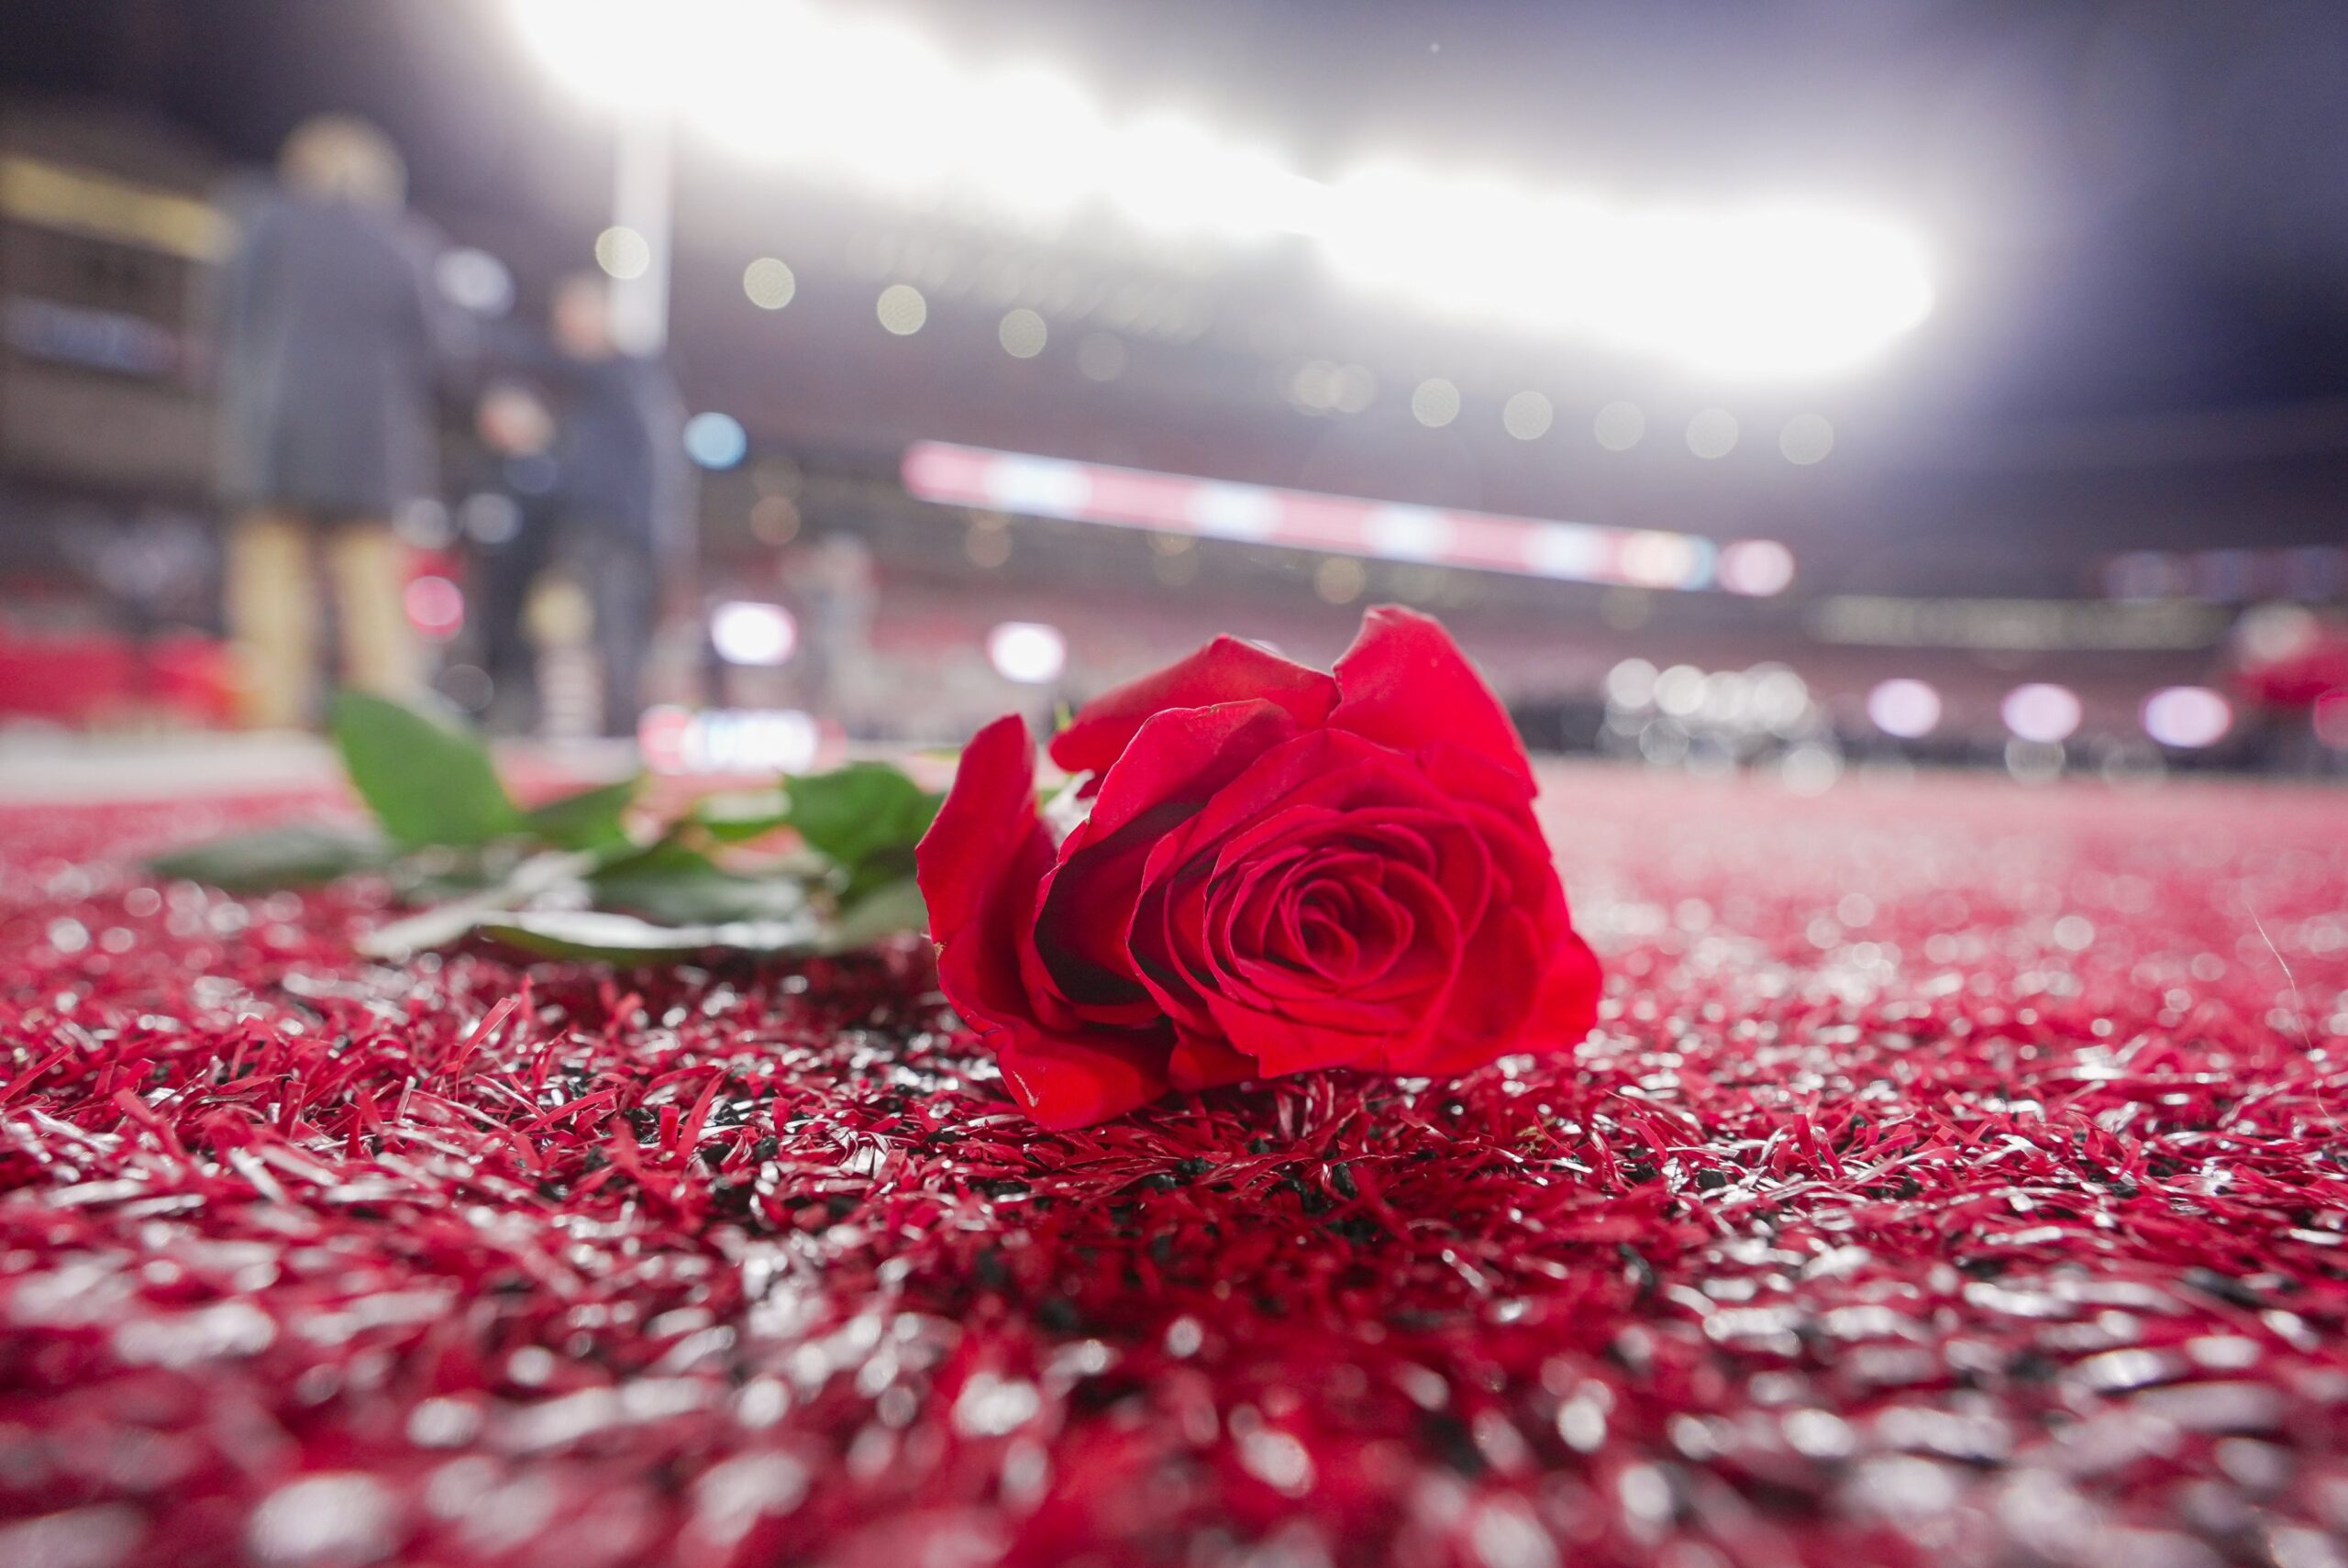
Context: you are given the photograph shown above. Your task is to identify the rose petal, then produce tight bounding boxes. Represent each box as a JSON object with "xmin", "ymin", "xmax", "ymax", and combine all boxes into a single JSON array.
[
  {"xmin": 916, "ymin": 713, "xmax": 1046, "ymax": 945},
  {"xmin": 1328, "ymin": 606, "xmax": 1532, "ymax": 782},
  {"xmin": 1525, "ymin": 926, "xmax": 1605, "ymax": 1048},
  {"xmin": 918, "ymin": 714, "xmax": 1176, "ymax": 1128},
  {"xmin": 1049, "ymin": 636, "xmax": 1338, "ymax": 778},
  {"xmin": 1025, "ymin": 700, "xmax": 1305, "ymax": 1025},
  {"xmin": 994, "ymin": 1028, "xmax": 1171, "ymax": 1130},
  {"xmin": 1166, "ymin": 1032, "xmax": 1256, "ymax": 1092},
  {"xmin": 1203, "ymin": 990, "xmax": 1412, "ymax": 1079}
]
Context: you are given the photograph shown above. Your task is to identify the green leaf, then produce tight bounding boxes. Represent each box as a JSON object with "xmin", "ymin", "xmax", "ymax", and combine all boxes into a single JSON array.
[
  {"xmin": 472, "ymin": 909, "xmax": 820, "ymax": 962},
  {"xmin": 331, "ymin": 690, "xmax": 522, "ymax": 849},
  {"xmin": 780, "ymin": 762, "xmax": 943, "ymax": 898},
  {"xmin": 354, "ymin": 847, "xmax": 604, "ymax": 957},
  {"xmin": 588, "ymin": 838, "xmax": 811, "ymax": 925},
  {"xmin": 689, "ymin": 790, "xmax": 795, "ymax": 844},
  {"xmin": 819, "ymin": 877, "xmax": 929, "ymax": 953},
  {"xmin": 525, "ymin": 777, "xmax": 643, "ymax": 852},
  {"xmin": 147, "ymin": 822, "xmax": 392, "ymax": 892}
]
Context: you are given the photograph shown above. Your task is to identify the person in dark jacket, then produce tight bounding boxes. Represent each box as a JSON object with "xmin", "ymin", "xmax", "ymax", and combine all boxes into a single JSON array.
[
  {"xmin": 215, "ymin": 116, "xmax": 451, "ymax": 728},
  {"xmin": 542, "ymin": 271, "xmax": 691, "ymax": 734}
]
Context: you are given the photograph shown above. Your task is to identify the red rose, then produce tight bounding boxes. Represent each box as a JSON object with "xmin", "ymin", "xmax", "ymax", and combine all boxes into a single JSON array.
[{"xmin": 915, "ymin": 606, "xmax": 1602, "ymax": 1129}]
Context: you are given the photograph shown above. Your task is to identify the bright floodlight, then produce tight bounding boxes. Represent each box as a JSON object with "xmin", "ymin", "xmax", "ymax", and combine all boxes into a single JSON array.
[
  {"xmin": 509, "ymin": 0, "xmax": 691, "ymax": 109},
  {"xmin": 683, "ymin": 412, "xmax": 748, "ymax": 469},
  {"xmin": 987, "ymin": 621, "xmax": 1067, "ymax": 685},
  {"xmin": 1867, "ymin": 679, "xmax": 1941, "ymax": 739},
  {"xmin": 2142, "ymin": 686, "xmax": 2232, "ymax": 749},
  {"xmin": 2001, "ymin": 683, "xmax": 2081, "ymax": 745},
  {"xmin": 1319, "ymin": 167, "xmax": 1933, "ymax": 379},
  {"xmin": 507, "ymin": 0, "xmax": 1935, "ymax": 382},
  {"xmin": 1111, "ymin": 114, "xmax": 1294, "ymax": 239},
  {"xmin": 710, "ymin": 602, "xmax": 797, "ymax": 666}
]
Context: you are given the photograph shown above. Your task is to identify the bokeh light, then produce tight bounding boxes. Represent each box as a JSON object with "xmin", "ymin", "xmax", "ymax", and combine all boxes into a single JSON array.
[
  {"xmin": 2141, "ymin": 686, "xmax": 2232, "ymax": 749},
  {"xmin": 2236, "ymin": 602, "xmax": 2319, "ymax": 663},
  {"xmin": 1605, "ymin": 657, "xmax": 1658, "ymax": 710},
  {"xmin": 2315, "ymin": 690, "xmax": 2348, "ymax": 751},
  {"xmin": 1593, "ymin": 401, "xmax": 1645, "ymax": 451},
  {"xmin": 748, "ymin": 494, "xmax": 801, "ymax": 546},
  {"xmin": 1313, "ymin": 556, "xmax": 1368, "ymax": 603},
  {"xmin": 638, "ymin": 704, "xmax": 821, "ymax": 776},
  {"xmin": 403, "ymin": 575, "xmax": 464, "ymax": 640},
  {"xmin": 1867, "ymin": 678, "xmax": 1942, "ymax": 738},
  {"xmin": 1618, "ymin": 532, "xmax": 1710, "ymax": 591},
  {"xmin": 1686, "ymin": 408, "xmax": 1739, "ymax": 459},
  {"xmin": 966, "ymin": 517, "xmax": 1013, "ymax": 568},
  {"xmin": 682, "ymin": 412, "xmax": 748, "ymax": 469},
  {"xmin": 876, "ymin": 283, "xmax": 928, "ymax": 335},
  {"xmin": 987, "ymin": 621, "xmax": 1067, "ymax": 684},
  {"xmin": 742, "ymin": 257, "xmax": 797, "ymax": 310},
  {"xmin": 593, "ymin": 225, "xmax": 650, "ymax": 280},
  {"xmin": 435, "ymin": 248, "xmax": 514, "ymax": 316},
  {"xmin": 998, "ymin": 308, "xmax": 1048, "ymax": 359},
  {"xmin": 710, "ymin": 601, "xmax": 797, "ymax": 666},
  {"xmin": 1501, "ymin": 391, "xmax": 1554, "ymax": 440},
  {"xmin": 2001, "ymin": 683, "xmax": 2083, "ymax": 744},
  {"xmin": 1779, "ymin": 743, "xmax": 1842, "ymax": 795},
  {"xmin": 1779, "ymin": 413, "xmax": 1834, "ymax": 465},
  {"xmin": 1410, "ymin": 379, "xmax": 1461, "ymax": 428},
  {"xmin": 1716, "ymin": 539, "xmax": 1796, "ymax": 596},
  {"xmin": 1654, "ymin": 663, "xmax": 1705, "ymax": 717}
]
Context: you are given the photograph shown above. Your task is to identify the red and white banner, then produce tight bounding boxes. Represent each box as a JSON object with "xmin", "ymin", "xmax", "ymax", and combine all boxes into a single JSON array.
[{"xmin": 902, "ymin": 440, "xmax": 1794, "ymax": 595}]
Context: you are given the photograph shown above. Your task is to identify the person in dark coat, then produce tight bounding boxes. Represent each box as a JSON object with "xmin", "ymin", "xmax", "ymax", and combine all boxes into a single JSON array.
[
  {"xmin": 541, "ymin": 272, "xmax": 691, "ymax": 735},
  {"xmin": 214, "ymin": 115, "xmax": 450, "ymax": 728}
]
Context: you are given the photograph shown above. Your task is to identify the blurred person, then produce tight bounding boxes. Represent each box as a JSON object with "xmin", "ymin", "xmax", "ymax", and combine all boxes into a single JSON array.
[
  {"xmin": 214, "ymin": 116, "xmax": 450, "ymax": 728},
  {"xmin": 466, "ymin": 380, "xmax": 561, "ymax": 731},
  {"xmin": 539, "ymin": 272, "xmax": 691, "ymax": 735},
  {"xmin": 796, "ymin": 532, "xmax": 876, "ymax": 724}
]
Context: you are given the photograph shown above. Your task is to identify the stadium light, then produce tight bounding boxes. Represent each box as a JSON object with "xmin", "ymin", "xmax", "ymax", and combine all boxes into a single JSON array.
[
  {"xmin": 1866, "ymin": 678, "xmax": 1941, "ymax": 739},
  {"xmin": 988, "ymin": 622, "xmax": 1069, "ymax": 685},
  {"xmin": 2001, "ymin": 683, "xmax": 2081, "ymax": 745},
  {"xmin": 505, "ymin": 0, "xmax": 1936, "ymax": 381},
  {"xmin": 710, "ymin": 602, "xmax": 797, "ymax": 666},
  {"xmin": 2141, "ymin": 687, "xmax": 2232, "ymax": 749}
]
